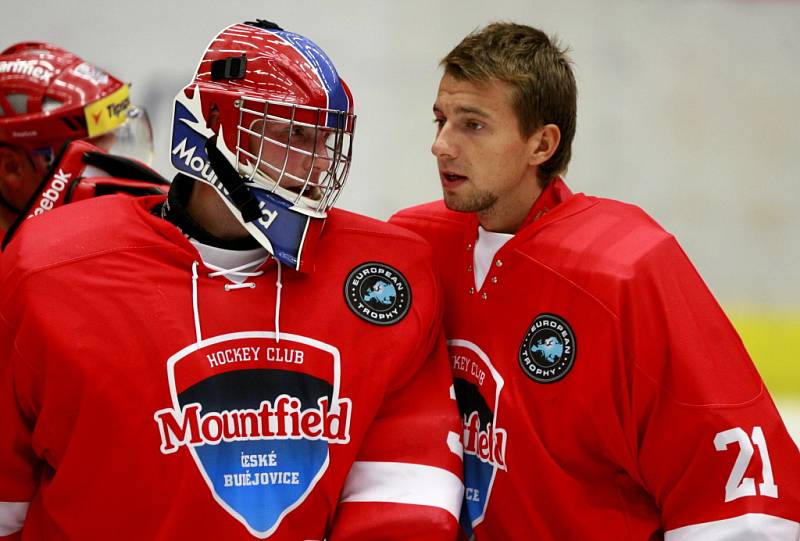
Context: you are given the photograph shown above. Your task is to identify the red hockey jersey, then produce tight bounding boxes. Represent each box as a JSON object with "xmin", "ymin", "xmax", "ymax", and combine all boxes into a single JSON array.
[
  {"xmin": 0, "ymin": 194, "xmax": 463, "ymax": 540},
  {"xmin": 391, "ymin": 178, "xmax": 800, "ymax": 540}
]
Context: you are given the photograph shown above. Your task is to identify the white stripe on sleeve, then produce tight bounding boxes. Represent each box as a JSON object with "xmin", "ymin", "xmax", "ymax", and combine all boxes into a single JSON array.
[
  {"xmin": 0, "ymin": 501, "xmax": 29, "ymax": 536},
  {"xmin": 340, "ymin": 461, "xmax": 463, "ymax": 520},
  {"xmin": 665, "ymin": 513, "xmax": 800, "ymax": 541}
]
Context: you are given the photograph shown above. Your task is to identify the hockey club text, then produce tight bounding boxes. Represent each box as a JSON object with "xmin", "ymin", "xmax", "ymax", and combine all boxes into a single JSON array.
[
  {"xmin": 205, "ymin": 346, "xmax": 304, "ymax": 367},
  {"xmin": 154, "ymin": 394, "xmax": 352, "ymax": 454},
  {"xmin": 224, "ymin": 470, "xmax": 300, "ymax": 487},
  {"xmin": 451, "ymin": 354, "xmax": 486, "ymax": 386},
  {"xmin": 463, "ymin": 411, "xmax": 507, "ymax": 470},
  {"xmin": 225, "ymin": 451, "xmax": 300, "ymax": 487},
  {"xmin": 241, "ymin": 451, "xmax": 278, "ymax": 468},
  {"xmin": 465, "ymin": 488, "xmax": 481, "ymax": 502}
]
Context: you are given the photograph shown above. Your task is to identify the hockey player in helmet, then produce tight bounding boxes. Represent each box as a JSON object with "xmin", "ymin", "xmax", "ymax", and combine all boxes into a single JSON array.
[
  {"xmin": 169, "ymin": 20, "xmax": 355, "ymax": 272},
  {"xmin": 0, "ymin": 42, "xmax": 167, "ymax": 242},
  {"xmin": 0, "ymin": 21, "xmax": 462, "ymax": 540}
]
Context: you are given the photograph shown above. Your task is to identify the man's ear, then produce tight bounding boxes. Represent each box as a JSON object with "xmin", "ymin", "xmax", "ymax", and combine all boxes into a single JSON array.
[
  {"xmin": 0, "ymin": 146, "xmax": 38, "ymax": 209},
  {"xmin": 0, "ymin": 146, "xmax": 27, "ymax": 185},
  {"xmin": 527, "ymin": 123, "xmax": 561, "ymax": 167}
]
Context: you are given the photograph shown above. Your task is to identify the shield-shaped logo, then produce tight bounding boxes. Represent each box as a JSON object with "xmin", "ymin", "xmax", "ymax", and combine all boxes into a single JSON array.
[
  {"xmin": 448, "ymin": 339, "xmax": 507, "ymax": 539},
  {"xmin": 154, "ymin": 331, "xmax": 351, "ymax": 538}
]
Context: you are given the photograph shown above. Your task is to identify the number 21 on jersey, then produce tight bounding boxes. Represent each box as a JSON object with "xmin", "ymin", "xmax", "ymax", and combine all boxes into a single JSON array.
[{"xmin": 714, "ymin": 426, "xmax": 778, "ymax": 502}]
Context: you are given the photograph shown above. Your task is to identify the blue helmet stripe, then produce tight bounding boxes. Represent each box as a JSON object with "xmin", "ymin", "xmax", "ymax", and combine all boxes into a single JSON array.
[{"xmin": 270, "ymin": 30, "xmax": 349, "ymax": 128}]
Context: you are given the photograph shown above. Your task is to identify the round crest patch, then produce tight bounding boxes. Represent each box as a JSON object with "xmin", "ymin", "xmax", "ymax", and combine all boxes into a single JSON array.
[
  {"xmin": 518, "ymin": 313, "xmax": 576, "ymax": 383},
  {"xmin": 344, "ymin": 262, "xmax": 411, "ymax": 326}
]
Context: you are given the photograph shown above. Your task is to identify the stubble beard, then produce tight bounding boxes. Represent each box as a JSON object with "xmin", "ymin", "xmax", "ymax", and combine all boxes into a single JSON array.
[{"xmin": 443, "ymin": 186, "xmax": 497, "ymax": 214}]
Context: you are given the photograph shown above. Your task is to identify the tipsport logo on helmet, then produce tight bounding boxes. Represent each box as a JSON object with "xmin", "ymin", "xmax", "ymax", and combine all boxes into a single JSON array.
[
  {"xmin": 448, "ymin": 340, "xmax": 507, "ymax": 538},
  {"xmin": 84, "ymin": 85, "xmax": 131, "ymax": 137},
  {"xmin": 153, "ymin": 332, "xmax": 351, "ymax": 538}
]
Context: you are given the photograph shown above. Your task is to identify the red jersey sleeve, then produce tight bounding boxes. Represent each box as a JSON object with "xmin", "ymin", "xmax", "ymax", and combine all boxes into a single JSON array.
[
  {"xmin": 623, "ymin": 236, "xmax": 800, "ymax": 538},
  {"xmin": 0, "ymin": 312, "xmax": 36, "ymax": 540},
  {"xmin": 328, "ymin": 319, "xmax": 464, "ymax": 540}
]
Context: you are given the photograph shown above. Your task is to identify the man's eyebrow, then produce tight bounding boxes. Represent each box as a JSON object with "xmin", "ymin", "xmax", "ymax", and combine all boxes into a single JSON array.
[
  {"xmin": 456, "ymin": 106, "xmax": 491, "ymax": 118},
  {"xmin": 432, "ymin": 104, "xmax": 492, "ymax": 119}
]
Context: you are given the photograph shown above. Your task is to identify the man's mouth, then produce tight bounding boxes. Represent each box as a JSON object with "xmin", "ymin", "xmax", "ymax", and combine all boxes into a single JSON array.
[
  {"xmin": 286, "ymin": 184, "xmax": 322, "ymax": 200},
  {"xmin": 441, "ymin": 170, "xmax": 467, "ymax": 183}
]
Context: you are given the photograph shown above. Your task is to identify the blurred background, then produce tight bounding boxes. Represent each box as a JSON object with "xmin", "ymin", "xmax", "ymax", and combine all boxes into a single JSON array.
[{"xmin": 3, "ymin": 0, "xmax": 798, "ymax": 441}]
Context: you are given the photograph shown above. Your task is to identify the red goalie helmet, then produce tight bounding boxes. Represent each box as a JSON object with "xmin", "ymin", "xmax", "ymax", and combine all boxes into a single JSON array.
[
  {"xmin": 0, "ymin": 42, "xmax": 153, "ymax": 216},
  {"xmin": 170, "ymin": 20, "xmax": 356, "ymax": 271},
  {"xmin": 0, "ymin": 42, "xmax": 153, "ymax": 165}
]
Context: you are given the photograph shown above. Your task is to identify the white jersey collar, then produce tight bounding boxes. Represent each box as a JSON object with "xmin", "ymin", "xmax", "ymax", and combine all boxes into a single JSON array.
[{"xmin": 474, "ymin": 226, "xmax": 513, "ymax": 291}]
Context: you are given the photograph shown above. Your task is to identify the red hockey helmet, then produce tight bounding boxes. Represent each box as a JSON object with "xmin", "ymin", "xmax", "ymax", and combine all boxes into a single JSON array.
[
  {"xmin": 0, "ymin": 42, "xmax": 153, "ymax": 167},
  {"xmin": 170, "ymin": 20, "xmax": 356, "ymax": 271}
]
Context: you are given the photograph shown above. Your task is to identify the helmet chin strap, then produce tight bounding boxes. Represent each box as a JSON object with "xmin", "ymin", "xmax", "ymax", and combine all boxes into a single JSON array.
[
  {"xmin": 204, "ymin": 135, "xmax": 261, "ymax": 223},
  {"xmin": 202, "ymin": 134, "xmax": 324, "ymax": 273}
]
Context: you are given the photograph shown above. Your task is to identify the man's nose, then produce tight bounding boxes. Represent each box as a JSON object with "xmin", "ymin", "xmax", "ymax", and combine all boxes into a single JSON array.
[
  {"xmin": 431, "ymin": 126, "xmax": 456, "ymax": 159},
  {"xmin": 305, "ymin": 136, "xmax": 332, "ymax": 173}
]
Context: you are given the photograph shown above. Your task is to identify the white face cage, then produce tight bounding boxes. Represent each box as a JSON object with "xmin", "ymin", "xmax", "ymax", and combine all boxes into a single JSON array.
[{"xmin": 233, "ymin": 95, "xmax": 355, "ymax": 216}]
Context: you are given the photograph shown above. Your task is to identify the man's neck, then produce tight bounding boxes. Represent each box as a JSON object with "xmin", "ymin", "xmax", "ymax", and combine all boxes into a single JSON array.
[
  {"xmin": 162, "ymin": 174, "xmax": 259, "ymax": 250},
  {"xmin": 478, "ymin": 185, "xmax": 542, "ymax": 233},
  {"xmin": 186, "ymin": 181, "xmax": 251, "ymax": 241}
]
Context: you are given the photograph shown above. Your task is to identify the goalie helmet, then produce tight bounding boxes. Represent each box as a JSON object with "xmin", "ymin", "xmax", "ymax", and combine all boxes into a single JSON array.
[
  {"xmin": 0, "ymin": 42, "xmax": 153, "ymax": 169},
  {"xmin": 170, "ymin": 20, "xmax": 356, "ymax": 272}
]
